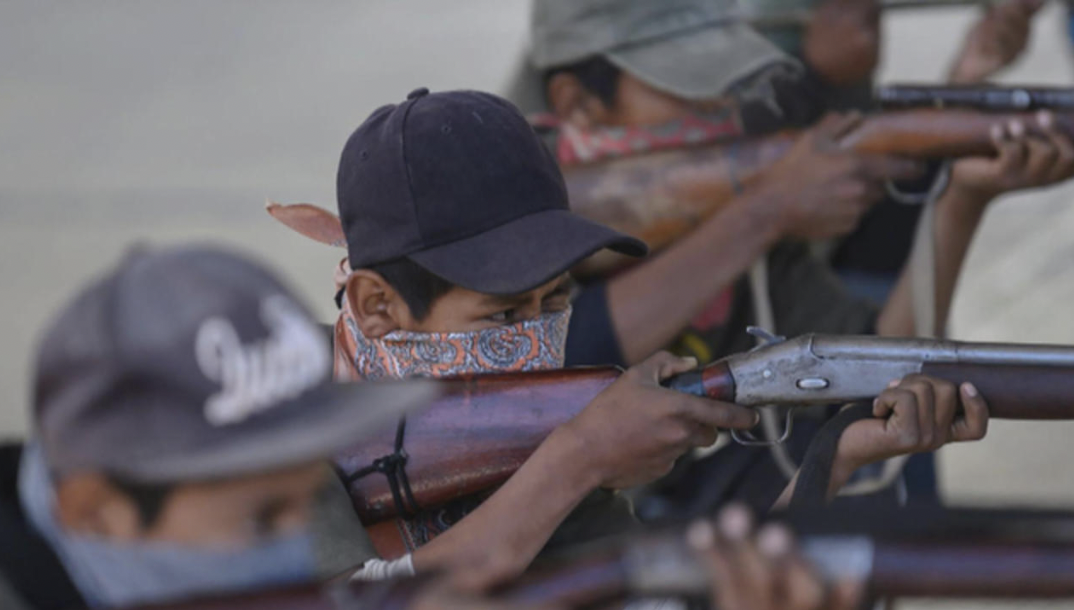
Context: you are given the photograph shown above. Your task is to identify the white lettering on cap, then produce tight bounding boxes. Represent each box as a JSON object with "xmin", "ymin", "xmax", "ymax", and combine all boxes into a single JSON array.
[{"xmin": 195, "ymin": 295, "xmax": 330, "ymax": 426}]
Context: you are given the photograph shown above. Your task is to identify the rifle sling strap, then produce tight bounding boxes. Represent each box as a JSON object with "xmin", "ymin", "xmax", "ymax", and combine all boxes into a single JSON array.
[
  {"xmin": 789, "ymin": 402, "xmax": 874, "ymax": 508},
  {"xmin": 342, "ymin": 417, "xmax": 423, "ymax": 519}
]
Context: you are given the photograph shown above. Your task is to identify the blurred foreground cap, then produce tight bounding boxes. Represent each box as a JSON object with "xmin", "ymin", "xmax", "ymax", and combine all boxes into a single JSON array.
[{"xmin": 33, "ymin": 244, "xmax": 437, "ymax": 482}]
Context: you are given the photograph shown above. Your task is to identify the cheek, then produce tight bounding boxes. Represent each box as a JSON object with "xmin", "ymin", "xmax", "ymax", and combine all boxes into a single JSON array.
[
  {"xmin": 144, "ymin": 495, "xmax": 252, "ymax": 549},
  {"xmin": 613, "ymin": 87, "xmax": 698, "ymax": 126}
]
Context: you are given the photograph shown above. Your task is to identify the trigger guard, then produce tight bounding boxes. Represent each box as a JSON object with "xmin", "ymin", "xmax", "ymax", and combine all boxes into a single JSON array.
[{"xmin": 731, "ymin": 410, "xmax": 794, "ymax": 446}]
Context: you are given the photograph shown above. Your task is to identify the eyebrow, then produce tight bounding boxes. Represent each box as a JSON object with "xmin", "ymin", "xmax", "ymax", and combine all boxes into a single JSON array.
[
  {"xmin": 479, "ymin": 277, "xmax": 573, "ymax": 309},
  {"xmin": 479, "ymin": 293, "xmax": 530, "ymax": 309}
]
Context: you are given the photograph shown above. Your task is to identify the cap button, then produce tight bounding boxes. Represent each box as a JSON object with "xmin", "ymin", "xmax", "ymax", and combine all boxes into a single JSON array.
[{"xmin": 407, "ymin": 87, "xmax": 430, "ymax": 100}]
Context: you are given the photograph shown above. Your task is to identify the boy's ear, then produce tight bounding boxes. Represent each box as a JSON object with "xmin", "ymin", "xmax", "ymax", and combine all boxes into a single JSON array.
[
  {"xmin": 54, "ymin": 473, "xmax": 144, "ymax": 541},
  {"xmin": 345, "ymin": 270, "xmax": 408, "ymax": 338},
  {"xmin": 546, "ymin": 73, "xmax": 614, "ymax": 130}
]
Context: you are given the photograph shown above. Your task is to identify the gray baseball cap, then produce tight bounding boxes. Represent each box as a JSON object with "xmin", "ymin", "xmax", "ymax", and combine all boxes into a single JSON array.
[
  {"xmin": 507, "ymin": 0, "xmax": 798, "ymax": 113},
  {"xmin": 32, "ymin": 245, "xmax": 438, "ymax": 483}
]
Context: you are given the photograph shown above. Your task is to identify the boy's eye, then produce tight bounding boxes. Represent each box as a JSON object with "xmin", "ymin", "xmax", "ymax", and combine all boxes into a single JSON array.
[{"xmin": 487, "ymin": 310, "xmax": 512, "ymax": 324}]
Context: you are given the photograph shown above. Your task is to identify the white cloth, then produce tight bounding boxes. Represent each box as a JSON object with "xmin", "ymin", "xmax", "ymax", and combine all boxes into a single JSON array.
[{"xmin": 350, "ymin": 554, "xmax": 416, "ymax": 581}]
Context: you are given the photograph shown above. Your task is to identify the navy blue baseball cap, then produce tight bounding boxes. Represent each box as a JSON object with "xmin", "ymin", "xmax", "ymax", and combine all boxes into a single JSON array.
[{"xmin": 336, "ymin": 88, "xmax": 647, "ymax": 295}]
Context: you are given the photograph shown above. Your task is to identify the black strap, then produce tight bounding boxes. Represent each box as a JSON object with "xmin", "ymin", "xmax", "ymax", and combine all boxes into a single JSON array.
[
  {"xmin": 789, "ymin": 402, "xmax": 875, "ymax": 508},
  {"xmin": 342, "ymin": 417, "xmax": 423, "ymax": 519}
]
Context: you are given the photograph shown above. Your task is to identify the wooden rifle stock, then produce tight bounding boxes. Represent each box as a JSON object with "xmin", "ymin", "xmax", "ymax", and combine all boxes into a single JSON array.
[
  {"xmin": 568, "ymin": 109, "xmax": 1074, "ymax": 277},
  {"xmin": 334, "ymin": 368, "xmax": 624, "ymax": 523}
]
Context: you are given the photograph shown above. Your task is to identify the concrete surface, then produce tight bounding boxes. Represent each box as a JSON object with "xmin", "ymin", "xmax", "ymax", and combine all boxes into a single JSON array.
[{"xmin": 3, "ymin": 1, "xmax": 1074, "ymax": 606}]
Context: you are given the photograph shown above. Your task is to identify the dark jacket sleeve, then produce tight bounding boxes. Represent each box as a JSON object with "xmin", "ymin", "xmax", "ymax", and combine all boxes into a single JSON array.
[{"xmin": 565, "ymin": 282, "xmax": 628, "ymax": 368}]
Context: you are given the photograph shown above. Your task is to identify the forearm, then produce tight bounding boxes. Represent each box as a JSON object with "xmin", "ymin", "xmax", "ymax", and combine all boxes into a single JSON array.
[
  {"xmin": 608, "ymin": 191, "xmax": 786, "ymax": 364},
  {"xmin": 877, "ymin": 185, "xmax": 989, "ymax": 336},
  {"xmin": 411, "ymin": 425, "xmax": 599, "ymax": 577}
]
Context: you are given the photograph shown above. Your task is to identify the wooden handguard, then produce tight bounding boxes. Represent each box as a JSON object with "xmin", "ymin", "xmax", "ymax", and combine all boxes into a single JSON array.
[{"xmin": 921, "ymin": 363, "xmax": 1074, "ymax": 420}]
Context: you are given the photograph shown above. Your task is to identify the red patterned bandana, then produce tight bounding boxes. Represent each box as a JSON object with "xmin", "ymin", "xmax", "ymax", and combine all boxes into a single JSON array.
[
  {"xmin": 529, "ymin": 110, "xmax": 743, "ymax": 168},
  {"xmin": 334, "ymin": 300, "xmax": 570, "ymax": 382}
]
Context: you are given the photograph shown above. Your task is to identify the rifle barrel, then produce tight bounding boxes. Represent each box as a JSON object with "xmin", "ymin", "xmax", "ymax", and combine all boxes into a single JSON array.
[
  {"xmin": 748, "ymin": 0, "xmax": 992, "ymax": 28},
  {"xmin": 878, "ymin": 84, "xmax": 1074, "ymax": 111},
  {"xmin": 505, "ymin": 510, "xmax": 1074, "ymax": 606}
]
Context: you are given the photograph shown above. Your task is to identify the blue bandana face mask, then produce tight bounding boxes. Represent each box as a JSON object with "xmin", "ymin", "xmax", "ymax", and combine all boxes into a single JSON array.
[{"xmin": 19, "ymin": 444, "xmax": 319, "ymax": 609}]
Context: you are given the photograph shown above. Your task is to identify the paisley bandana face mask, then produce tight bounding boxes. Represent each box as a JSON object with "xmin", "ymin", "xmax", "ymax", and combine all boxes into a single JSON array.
[{"xmin": 334, "ymin": 300, "xmax": 570, "ymax": 381}]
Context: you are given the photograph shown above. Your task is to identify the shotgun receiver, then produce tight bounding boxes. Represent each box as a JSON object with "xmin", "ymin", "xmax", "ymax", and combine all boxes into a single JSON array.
[
  {"xmin": 336, "ymin": 332, "xmax": 1074, "ymax": 556},
  {"xmin": 877, "ymin": 84, "xmax": 1074, "ymax": 112}
]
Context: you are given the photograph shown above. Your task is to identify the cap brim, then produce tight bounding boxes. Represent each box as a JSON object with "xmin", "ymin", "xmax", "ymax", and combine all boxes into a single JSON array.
[
  {"xmin": 408, "ymin": 209, "xmax": 647, "ymax": 295},
  {"xmin": 119, "ymin": 379, "xmax": 439, "ymax": 483},
  {"xmin": 605, "ymin": 23, "xmax": 798, "ymax": 101}
]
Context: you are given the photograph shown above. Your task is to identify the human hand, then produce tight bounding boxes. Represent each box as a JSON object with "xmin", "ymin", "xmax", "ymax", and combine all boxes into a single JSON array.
[
  {"xmin": 950, "ymin": 111, "xmax": 1074, "ymax": 201},
  {"xmin": 758, "ymin": 113, "xmax": 923, "ymax": 240},
  {"xmin": 803, "ymin": 0, "xmax": 881, "ymax": 86},
  {"xmin": 688, "ymin": 505, "xmax": 863, "ymax": 610},
  {"xmin": 833, "ymin": 375, "xmax": 989, "ymax": 483},
  {"xmin": 562, "ymin": 351, "xmax": 759, "ymax": 489},
  {"xmin": 949, "ymin": 0, "xmax": 1043, "ymax": 84}
]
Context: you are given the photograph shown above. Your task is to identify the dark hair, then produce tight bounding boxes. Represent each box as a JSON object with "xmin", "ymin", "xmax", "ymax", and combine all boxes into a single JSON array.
[
  {"xmin": 543, "ymin": 55, "xmax": 622, "ymax": 108},
  {"xmin": 371, "ymin": 258, "xmax": 457, "ymax": 321},
  {"xmin": 334, "ymin": 258, "xmax": 456, "ymax": 320},
  {"xmin": 108, "ymin": 476, "xmax": 175, "ymax": 528}
]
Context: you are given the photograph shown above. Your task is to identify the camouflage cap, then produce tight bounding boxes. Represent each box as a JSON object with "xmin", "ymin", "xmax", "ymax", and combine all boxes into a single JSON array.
[{"xmin": 508, "ymin": 0, "xmax": 799, "ymax": 112}]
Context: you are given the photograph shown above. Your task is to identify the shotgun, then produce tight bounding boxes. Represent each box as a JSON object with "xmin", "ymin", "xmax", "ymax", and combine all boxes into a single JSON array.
[
  {"xmin": 336, "ymin": 332, "xmax": 1074, "ymax": 556},
  {"xmin": 564, "ymin": 108, "xmax": 1074, "ymax": 276},
  {"xmin": 126, "ymin": 508, "xmax": 1074, "ymax": 609},
  {"xmin": 877, "ymin": 84, "xmax": 1074, "ymax": 112},
  {"xmin": 265, "ymin": 108, "xmax": 1074, "ymax": 277},
  {"xmin": 504, "ymin": 507, "xmax": 1074, "ymax": 606}
]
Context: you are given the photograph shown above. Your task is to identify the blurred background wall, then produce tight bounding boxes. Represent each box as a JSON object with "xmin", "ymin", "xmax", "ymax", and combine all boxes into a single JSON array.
[{"xmin": 3, "ymin": 1, "xmax": 1074, "ymax": 523}]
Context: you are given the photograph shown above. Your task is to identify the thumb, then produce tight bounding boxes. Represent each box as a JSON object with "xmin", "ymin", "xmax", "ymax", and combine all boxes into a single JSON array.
[{"xmin": 634, "ymin": 351, "xmax": 699, "ymax": 382}]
